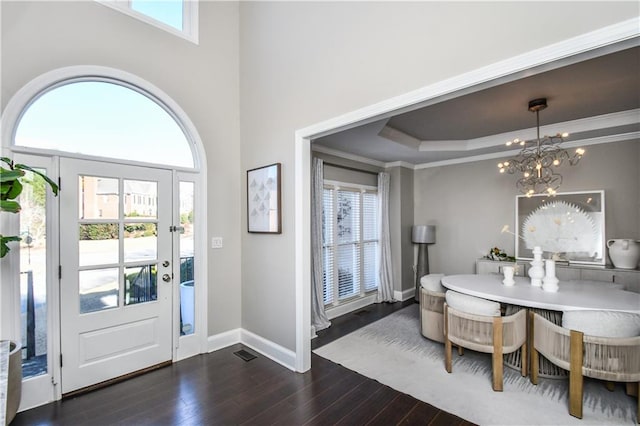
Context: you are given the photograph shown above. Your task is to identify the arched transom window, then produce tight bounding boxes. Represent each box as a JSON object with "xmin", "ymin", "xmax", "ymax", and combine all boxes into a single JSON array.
[{"xmin": 14, "ymin": 80, "xmax": 195, "ymax": 168}]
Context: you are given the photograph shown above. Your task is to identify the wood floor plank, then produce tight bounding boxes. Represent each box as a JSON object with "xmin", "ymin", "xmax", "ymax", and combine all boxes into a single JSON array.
[
  {"xmin": 399, "ymin": 400, "xmax": 441, "ymax": 425},
  {"xmin": 334, "ymin": 384, "xmax": 399, "ymax": 425},
  {"xmin": 271, "ymin": 366, "xmax": 369, "ymax": 425},
  {"xmin": 365, "ymin": 393, "xmax": 421, "ymax": 426},
  {"xmin": 303, "ymin": 376, "xmax": 383, "ymax": 425}
]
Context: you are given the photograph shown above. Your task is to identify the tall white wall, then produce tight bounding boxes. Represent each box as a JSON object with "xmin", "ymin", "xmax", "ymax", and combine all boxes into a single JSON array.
[
  {"xmin": 1, "ymin": 1, "xmax": 242, "ymax": 335},
  {"xmin": 239, "ymin": 2, "xmax": 639, "ymax": 351},
  {"xmin": 413, "ymin": 141, "xmax": 640, "ymax": 274}
]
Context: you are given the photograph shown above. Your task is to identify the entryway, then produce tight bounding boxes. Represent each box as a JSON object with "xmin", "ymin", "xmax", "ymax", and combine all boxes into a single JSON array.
[{"xmin": 1, "ymin": 65, "xmax": 208, "ymax": 410}]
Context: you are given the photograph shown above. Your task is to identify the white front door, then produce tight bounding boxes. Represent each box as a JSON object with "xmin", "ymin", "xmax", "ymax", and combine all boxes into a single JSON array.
[{"xmin": 59, "ymin": 158, "xmax": 173, "ymax": 394}]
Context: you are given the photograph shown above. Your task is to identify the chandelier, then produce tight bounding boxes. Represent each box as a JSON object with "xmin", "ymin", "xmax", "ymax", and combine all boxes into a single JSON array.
[{"xmin": 497, "ymin": 98, "xmax": 585, "ymax": 197}]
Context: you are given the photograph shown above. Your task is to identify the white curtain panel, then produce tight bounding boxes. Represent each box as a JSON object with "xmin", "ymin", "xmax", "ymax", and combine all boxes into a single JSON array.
[
  {"xmin": 311, "ymin": 158, "xmax": 331, "ymax": 331},
  {"xmin": 376, "ymin": 172, "xmax": 394, "ymax": 303}
]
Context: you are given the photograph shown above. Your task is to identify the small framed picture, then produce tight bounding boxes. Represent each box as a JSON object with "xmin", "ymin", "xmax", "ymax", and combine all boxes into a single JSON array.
[{"xmin": 247, "ymin": 163, "xmax": 282, "ymax": 233}]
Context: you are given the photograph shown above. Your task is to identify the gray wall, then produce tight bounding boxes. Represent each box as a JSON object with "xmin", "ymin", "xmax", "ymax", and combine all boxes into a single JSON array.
[
  {"xmin": 413, "ymin": 141, "xmax": 640, "ymax": 275},
  {"xmin": 1, "ymin": 1, "xmax": 243, "ymax": 335},
  {"xmin": 388, "ymin": 166, "xmax": 415, "ymax": 295}
]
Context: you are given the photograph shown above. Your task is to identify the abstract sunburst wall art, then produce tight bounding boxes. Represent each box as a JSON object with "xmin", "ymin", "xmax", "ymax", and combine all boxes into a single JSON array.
[
  {"xmin": 522, "ymin": 200, "xmax": 596, "ymax": 252},
  {"xmin": 247, "ymin": 163, "xmax": 281, "ymax": 233},
  {"xmin": 516, "ymin": 191, "xmax": 605, "ymax": 264}
]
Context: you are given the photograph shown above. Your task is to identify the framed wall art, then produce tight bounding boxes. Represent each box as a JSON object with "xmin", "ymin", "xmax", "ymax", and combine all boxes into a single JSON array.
[
  {"xmin": 515, "ymin": 190, "xmax": 605, "ymax": 265},
  {"xmin": 247, "ymin": 163, "xmax": 282, "ymax": 234}
]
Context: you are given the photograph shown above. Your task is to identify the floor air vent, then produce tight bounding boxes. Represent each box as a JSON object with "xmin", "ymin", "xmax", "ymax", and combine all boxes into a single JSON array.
[{"xmin": 234, "ymin": 349, "xmax": 257, "ymax": 362}]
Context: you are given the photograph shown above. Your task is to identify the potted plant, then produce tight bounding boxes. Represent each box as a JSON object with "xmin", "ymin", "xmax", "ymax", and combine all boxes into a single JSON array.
[{"xmin": 1, "ymin": 156, "xmax": 58, "ymax": 424}]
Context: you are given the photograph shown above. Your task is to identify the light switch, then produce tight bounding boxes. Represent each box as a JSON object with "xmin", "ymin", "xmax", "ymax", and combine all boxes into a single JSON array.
[{"xmin": 211, "ymin": 237, "xmax": 223, "ymax": 249}]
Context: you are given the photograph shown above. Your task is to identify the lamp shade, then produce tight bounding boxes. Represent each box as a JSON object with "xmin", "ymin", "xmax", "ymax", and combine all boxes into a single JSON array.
[{"xmin": 412, "ymin": 225, "xmax": 435, "ymax": 244}]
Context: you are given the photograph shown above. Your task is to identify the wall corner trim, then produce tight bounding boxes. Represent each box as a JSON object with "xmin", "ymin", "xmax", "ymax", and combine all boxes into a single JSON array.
[
  {"xmin": 394, "ymin": 288, "xmax": 415, "ymax": 302},
  {"xmin": 207, "ymin": 328, "xmax": 242, "ymax": 353},
  {"xmin": 207, "ymin": 328, "xmax": 296, "ymax": 372},
  {"xmin": 240, "ymin": 330, "xmax": 297, "ymax": 372}
]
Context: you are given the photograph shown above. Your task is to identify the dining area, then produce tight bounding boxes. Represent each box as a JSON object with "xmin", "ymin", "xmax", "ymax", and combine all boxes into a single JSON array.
[{"xmin": 419, "ymin": 270, "xmax": 640, "ymax": 422}]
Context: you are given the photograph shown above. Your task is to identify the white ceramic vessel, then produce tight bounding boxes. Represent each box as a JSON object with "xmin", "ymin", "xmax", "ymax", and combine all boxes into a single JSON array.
[
  {"xmin": 502, "ymin": 265, "xmax": 515, "ymax": 286},
  {"xmin": 607, "ymin": 239, "xmax": 640, "ymax": 269}
]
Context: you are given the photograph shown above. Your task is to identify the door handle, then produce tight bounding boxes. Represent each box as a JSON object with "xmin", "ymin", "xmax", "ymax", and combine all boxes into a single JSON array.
[{"xmin": 162, "ymin": 274, "xmax": 171, "ymax": 282}]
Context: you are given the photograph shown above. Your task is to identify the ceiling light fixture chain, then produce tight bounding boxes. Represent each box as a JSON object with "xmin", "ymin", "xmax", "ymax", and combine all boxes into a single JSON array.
[{"xmin": 497, "ymin": 98, "xmax": 585, "ymax": 197}]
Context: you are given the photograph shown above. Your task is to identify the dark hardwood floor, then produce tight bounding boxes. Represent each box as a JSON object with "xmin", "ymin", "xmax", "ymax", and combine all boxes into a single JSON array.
[{"xmin": 13, "ymin": 300, "xmax": 474, "ymax": 425}]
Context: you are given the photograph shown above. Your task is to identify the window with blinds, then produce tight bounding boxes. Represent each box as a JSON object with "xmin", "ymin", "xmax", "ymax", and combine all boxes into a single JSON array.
[{"xmin": 322, "ymin": 183, "xmax": 379, "ymax": 306}]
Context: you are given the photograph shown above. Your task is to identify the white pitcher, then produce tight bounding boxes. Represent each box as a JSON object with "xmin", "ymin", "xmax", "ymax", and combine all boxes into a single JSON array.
[{"xmin": 607, "ymin": 239, "xmax": 640, "ymax": 269}]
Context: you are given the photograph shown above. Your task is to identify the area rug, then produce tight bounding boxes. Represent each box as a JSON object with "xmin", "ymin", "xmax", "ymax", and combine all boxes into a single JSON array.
[{"xmin": 314, "ymin": 304, "xmax": 637, "ymax": 425}]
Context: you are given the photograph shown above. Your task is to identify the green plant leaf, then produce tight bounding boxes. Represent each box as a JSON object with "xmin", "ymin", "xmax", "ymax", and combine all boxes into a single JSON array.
[
  {"xmin": 0, "ymin": 199, "xmax": 21, "ymax": 213},
  {"xmin": 14, "ymin": 164, "xmax": 59, "ymax": 196},
  {"xmin": 5, "ymin": 179, "xmax": 23, "ymax": 200},
  {"xmin": 0, "ymin": 168, "xmax": 25, "ymax": 182},
  {"xmin": 0, "ymin": 182, "xmax": 11, "ymax": 195},
  {"xmin": 0, "ymin": 235, "xmax": 21, "ymax": 258}
]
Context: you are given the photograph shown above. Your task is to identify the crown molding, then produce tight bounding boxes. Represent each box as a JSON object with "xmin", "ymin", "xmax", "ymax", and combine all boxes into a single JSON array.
[
  {"xmin": 414, "ymin": 134, "xmax": 639, "ymax": 169},
  {"xmin": 311, "ymin": 144, "xmax": 386, "ymax": 168},
  {"xmin": 377, "ymin": 109, "xmax": 639, "ymax": 152},
  {"xmin": 384, "ymin": 161, "xmax": 416, "ymax": 170}
]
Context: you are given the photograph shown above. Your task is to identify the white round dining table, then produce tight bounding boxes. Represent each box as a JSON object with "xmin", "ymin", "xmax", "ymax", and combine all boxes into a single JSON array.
[{"xmin": 441, "ymin": 274, "xmax": 640, "ymax": 314}]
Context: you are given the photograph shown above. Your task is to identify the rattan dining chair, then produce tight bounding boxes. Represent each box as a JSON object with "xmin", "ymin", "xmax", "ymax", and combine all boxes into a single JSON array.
[
  {"xmin": 530, "ymin": 311, "xmax": 640, "ymax": 421},
  {"xmin": 444, "ymin": 290, "xmax": 528, "ymax": 391},
  {"xmin": 420, "ymin": 274, "xmax": 445, "ymax": 343}
]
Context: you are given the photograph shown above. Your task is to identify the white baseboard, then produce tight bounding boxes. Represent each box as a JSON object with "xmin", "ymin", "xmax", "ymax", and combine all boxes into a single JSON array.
[
  {"xmin": 207, "ymin": 328, "xmax": 241, "ymax": 353},
  {"xmin": 326, "ymin": 294, "xmax": 377, "ymax": 320},
  {"xmin": 240, "ymin": 329, "xmax": 297, "ymax": 371},
  {"xmin": 206, "ymin": 327, "xmax": 297, "ymax": 371},
  {"xmin": 394, "ymin": 288, "xmax": 415, "ymax": 302}
]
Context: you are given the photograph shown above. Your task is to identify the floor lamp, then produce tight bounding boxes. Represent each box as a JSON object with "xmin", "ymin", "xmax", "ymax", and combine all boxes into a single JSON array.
[{"xmin": 412, "ymin": 225, "xmax": 436, "ymax": 301}]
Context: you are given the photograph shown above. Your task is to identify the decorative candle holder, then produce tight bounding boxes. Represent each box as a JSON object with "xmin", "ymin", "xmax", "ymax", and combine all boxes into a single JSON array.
[
  {"xmin": 528, "ymin": 246, "xmax": 544, "ymax": 287},
  {"xmin": 542, "ymin": 259, "xmax": 559, "ymax": 292}
]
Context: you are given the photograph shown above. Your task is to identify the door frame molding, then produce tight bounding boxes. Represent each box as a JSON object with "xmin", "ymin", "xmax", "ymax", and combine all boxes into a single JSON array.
[
  {"xmin": 293, "ymin": 18, "xmax": 640, "ymax": 372},
  {"xmin": 0, "ymin": 65, "xmax": 208, "ymax": 409}
]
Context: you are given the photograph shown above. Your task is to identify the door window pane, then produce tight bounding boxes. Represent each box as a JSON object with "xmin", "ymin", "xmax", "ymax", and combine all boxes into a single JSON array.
[
  {"xmin": 179, "ymin": 181, "xmax": 195, "ymax": 335},
  {"xmin": 124, "ymin": 265, "xmax": 157, "ymax": 305},
  {"xmin": 79, "ymin": 223, "xmax": 119, "ymax": 266},
  {"xmin": 124, "ymin": 180, "xmax": 157, "ymax": 218},
  {"xmin": 19, "ymin": 170, "xmax": 48, "ymax": 378},
  {"xmin": 79, "ymin": 176, "xmax": 119, "ymax": 219},
  {"xmin": 79, "ymin": 269, "xmax": 119, "ymax": 314},
  {"xmin": 124, "ymin": 223, "xmax": 157, "ymax": 262}
]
